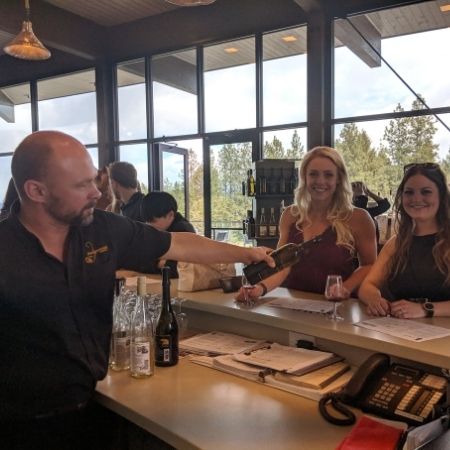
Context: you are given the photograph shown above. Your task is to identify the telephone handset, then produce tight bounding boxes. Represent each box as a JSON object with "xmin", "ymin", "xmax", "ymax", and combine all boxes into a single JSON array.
[{"xmin": 319, "ymin": 353, "xmax": 447, "ymax": 426}]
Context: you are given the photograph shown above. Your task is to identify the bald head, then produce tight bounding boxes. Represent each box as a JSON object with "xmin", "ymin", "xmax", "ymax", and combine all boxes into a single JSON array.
[{"xmin": 11, "ymin": 131, "xmax": 87, "ymax": 198}]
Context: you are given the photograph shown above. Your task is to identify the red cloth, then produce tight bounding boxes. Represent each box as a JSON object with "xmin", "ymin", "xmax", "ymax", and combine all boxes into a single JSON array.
[{"xmin": 336, "ymin": 416, "xmax": 404, "ymax": 450}]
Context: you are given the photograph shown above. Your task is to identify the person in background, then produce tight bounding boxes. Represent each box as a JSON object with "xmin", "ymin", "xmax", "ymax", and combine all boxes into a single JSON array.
[
  {"xmin": 141, "ymin": 191, "xmax": 196, "ymax": 277},
  {"xmin": 359, "ymin": 163, "xmax": 450, "ymax": 318},
  {"xmin": 94, "ymin": 166, "xmax": 114, "ymax": 211},
  {"xmin": 237, "ymin": 146, "xmax": 377, "ymax": 301},
  {"xmin": 0, "ymin": 178, "xmax": 19, "ymax": 220},
  {"xmin": 0, "ymin": 130, "xmax": 274, "ymax": 450},
  {"xmin": 351, "ymin": 181, "xmax": 390, "ymax": 245},
  {"xmin": 109, "ymin": 161, "xmax": 144, "ymax": 221}
]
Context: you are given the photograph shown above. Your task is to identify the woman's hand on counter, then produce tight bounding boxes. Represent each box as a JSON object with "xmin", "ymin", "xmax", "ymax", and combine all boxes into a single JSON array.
[
  {"xmin": 235, "ymin": 283, "xmax": 265, "ymax": 302},
  {"xmin": 390, "ymin": 300, "xmax": 425, "ymax": 319},
  {"xmin": 364, "ymin": 295, "xmax": 391, "ymax": 317}
]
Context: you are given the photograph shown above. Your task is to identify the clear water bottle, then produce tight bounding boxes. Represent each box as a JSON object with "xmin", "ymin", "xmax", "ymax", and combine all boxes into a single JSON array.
[{"xmin": 130, "ymin": 277, "xmax": 155, "ymax": 378}]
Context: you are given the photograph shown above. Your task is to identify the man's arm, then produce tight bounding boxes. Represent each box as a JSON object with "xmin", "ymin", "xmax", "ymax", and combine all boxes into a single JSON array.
[{"xmin": 163, "ymin": 232, "xmax": 274, "ymax": 266}]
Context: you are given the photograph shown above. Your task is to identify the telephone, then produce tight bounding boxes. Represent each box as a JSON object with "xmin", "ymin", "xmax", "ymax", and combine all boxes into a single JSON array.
[{"xmin": 319, "ymin": 353, "xmax": 447, "ymax": 426}]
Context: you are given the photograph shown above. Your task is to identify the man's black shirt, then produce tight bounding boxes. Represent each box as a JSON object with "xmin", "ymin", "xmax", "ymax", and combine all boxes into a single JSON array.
[
  {"xmin": 0, "ymin": 206, "xmax": 171, "ymax": 420},
  {"xmin": 120, "ymin": 191, "xmax": 145, "ymax": 221}
]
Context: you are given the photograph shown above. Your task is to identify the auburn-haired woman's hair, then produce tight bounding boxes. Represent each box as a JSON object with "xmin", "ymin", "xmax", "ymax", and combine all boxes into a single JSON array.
[
  {"xmin": 389, "ymin": 164, "xmax": 450, "ymax": 284},
  {"xmin": 291, "ymin": 146, "xmax": 355, "ymax": 251}
]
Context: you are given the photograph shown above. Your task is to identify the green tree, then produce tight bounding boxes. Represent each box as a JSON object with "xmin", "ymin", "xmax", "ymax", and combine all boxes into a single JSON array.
[
  {"xmin": 286, "ymin": 129, "xmax": 305, "ymax": 159},
  {"xmin": 264, "ymin": 136, "xmax": 285, "ymax": 158}
]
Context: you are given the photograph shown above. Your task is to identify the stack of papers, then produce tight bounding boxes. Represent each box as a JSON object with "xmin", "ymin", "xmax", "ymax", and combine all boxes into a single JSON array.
[
  {"xmin": 180, "ymin": 331, "xmax": 267, "ymax": 355},
  {"xmin": 233, "ymin": 342, "xmax": 342, "ymax": 375}
]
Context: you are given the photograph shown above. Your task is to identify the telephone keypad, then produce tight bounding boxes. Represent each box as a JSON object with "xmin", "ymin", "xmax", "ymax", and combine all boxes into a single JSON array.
[{"xmin": 363, "ymin": 365, "xmax": 447, "ymax": 425}]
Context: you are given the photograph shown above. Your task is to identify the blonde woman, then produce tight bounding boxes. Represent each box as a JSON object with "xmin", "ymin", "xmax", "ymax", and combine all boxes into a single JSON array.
[{"xmin": 237, "ymin": 146, "xmax": 377, "ymax": 300}]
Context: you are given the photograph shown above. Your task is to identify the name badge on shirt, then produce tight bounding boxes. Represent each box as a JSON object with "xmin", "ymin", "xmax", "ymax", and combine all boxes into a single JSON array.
[{"xmin": 84, "ymin": 242, "xmax": 109, "ymax": 264}]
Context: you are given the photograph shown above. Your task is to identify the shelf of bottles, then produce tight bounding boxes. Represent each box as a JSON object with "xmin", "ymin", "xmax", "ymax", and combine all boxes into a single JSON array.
[{"xmin": 242, "ymin": 159, "xmax": 298, "ymax": 249}]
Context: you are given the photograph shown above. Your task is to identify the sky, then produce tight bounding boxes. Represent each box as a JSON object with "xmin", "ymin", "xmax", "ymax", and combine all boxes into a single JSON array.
[{"xmin": 1, "ymin": 24, "xmax": 450, "ymax": 200}]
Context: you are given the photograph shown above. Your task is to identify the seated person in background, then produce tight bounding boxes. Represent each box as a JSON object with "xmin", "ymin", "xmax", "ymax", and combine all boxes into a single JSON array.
[
  {"xmin": 237, "ymin": 146, "xmax": 377, "ymax": 301},
  {"xmin": 0, "ymin": 178, "xmax": 19, "ymax": 220},
  {"xmin": 109, "ymin": 161, "xmax": 144, "ymax": 221},
  {"xmin": 359, "ymin": 163, "xmax": 450, "ymax": 318},
  {"xmin": 94, "ymin": 166, "xmax": 114, "ymax": 211},
  {"xmin": 352, "ymin": 181, "xmax": 390, "ymax": 245},
  {"xmin": 141, "ymin": 191, "xmax": 196, "ymax": 277}
]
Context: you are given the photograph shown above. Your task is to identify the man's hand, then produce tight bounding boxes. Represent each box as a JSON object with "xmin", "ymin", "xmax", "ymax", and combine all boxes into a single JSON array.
[{"xmin": 244, "ymin": 246, "xmax": 275, "ymax": 267}]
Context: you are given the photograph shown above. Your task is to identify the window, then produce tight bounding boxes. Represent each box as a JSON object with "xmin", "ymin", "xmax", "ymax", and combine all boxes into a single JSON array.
[
  {"xmin": 263, "ymin": 26, "xmax": 307, "ymax": 126},
  {"xmin": 204, "ymin": 37, "xmax": 256, "ymax": 132},
  {"xmin": 0, "ymin": 83, "xmax": 32, "ymax": 153},
  {"xmin": 0, "ymin": 156, "xmax": 13, "ymax": 207},
  {"xmin": 334, "ymin": 1, "xmax": 450, "ymax": 191},
  {"xmin": 38, "ymin": 70, "xmax": 97, "ymax": 145},
  {"xmin": 152, "ymin": 49, "xmax": 198, "ymax": 137},
  {"xmin": 119, "ymin": 143, "xmax": 149, "ymax": 193},
  {"xmin": 263, "ymin": 128, "xmax": 307, "ymax": 160},
  {"xmin": 117, "ymin": 59, "xmax": 147, "ymax": 141}
]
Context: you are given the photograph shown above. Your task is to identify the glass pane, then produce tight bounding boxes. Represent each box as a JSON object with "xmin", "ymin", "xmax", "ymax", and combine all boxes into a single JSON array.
[
  {"xmin": 204, "ymin": 37, "xmax": 256, "ymax": 132},
  {"xmin": 334, "ymin": 2, "xmax": 450, "ymax": 118},
  {"xmin": 119, "ymin": 144, "xmax": 149, "ymax": 193},
  {"xmin": 263, "ymin": 128, "xmax": 307, "ymax": 159},
  {"xmin": 86, "ymin": 147, "xmax": 99, "ymax": 169},
  {"xmin": 210, "ymin": 142, "xmax": 253, "ymax": 245},
  {"xmin": 0, "ymin": 155, "xmax": 13, "ymax": 207},
  {"xmin": 0, "ymin": 83, "xmax": 32, "ymax": 153},
  {"xmin": 117, "ymin": 59, "xmax": 147, "ymax": 141},
  {"xmin": 153, "ymin": 49, "xmax": 197, "ymax": 137},
  {"xmin": 38, "ymin": 70, "xmax": 97, "ymax": 145},
  {"xmin": 263, "ymin": 26, "xmax": 307, "ymax": 126},
  {"xmin": 162, "ymin": 150, "xmax": 186, "ymax": 217},
  {"xmin": 162, "ymin": 139, "xmax": 204, "ymax": 235},
  {"xmin": 334, "ymin": 113, "xmax": 450, "ymax": 198}
]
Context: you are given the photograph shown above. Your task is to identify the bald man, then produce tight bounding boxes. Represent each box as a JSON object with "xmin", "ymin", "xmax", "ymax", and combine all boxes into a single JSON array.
[{"xmin": 0, "ymin": 131, "xmax": 273, "ymax": 449}]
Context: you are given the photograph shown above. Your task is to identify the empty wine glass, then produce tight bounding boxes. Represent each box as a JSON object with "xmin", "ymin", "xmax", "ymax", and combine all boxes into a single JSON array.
[{"xmin": 324, "ymin": 274, "xmax": 344, "ymax": 321}]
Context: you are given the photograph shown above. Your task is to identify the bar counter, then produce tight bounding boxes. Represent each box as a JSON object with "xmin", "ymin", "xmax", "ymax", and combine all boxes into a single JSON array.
[{"xmin": 96, "ymin": 281, "xmax": 450, "ymax": 449}]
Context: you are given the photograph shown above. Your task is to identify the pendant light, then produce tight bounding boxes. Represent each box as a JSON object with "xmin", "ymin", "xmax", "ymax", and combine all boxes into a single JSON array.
[
  {"xmin": 3, "ymin": 0, "xmax": 51, "ymax": 61},
  {"xmin": 166, "ymin": 0, "xmax": 216, "ymax": 6}
]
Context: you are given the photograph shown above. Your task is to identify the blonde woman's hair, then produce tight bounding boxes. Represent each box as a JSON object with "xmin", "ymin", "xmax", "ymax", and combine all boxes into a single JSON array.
[{"xmin": 291, "ymin": 146, "xmax": 355, "ymax": 251}]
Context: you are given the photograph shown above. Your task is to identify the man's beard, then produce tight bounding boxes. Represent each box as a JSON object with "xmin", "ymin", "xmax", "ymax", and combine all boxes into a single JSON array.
[{"xmin": 46, "ymin": 196, "xmax": 97, "ymax": 226}]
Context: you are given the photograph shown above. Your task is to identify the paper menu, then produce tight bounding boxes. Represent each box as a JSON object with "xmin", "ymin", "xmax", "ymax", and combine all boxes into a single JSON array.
[
  {"xmin": 180, "ymin": 331, "xmax": 267, "ymax": 355},
  {"xmin": 355, "ymin": 317, "xmax": 450, "ymax": 342},
  {"xmin": 233, "ymin": 343, "xmax": 339, "ymax": 374}
]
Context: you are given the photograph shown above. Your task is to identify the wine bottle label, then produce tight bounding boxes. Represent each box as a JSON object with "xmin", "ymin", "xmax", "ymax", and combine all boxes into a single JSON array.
[
  {"xmin": 268, "ymin": 225, "xmax": 277, "ymax": 236},
  {"xmin": 259, "ymin": 225, "xmax": 268, "ymax": 237},
  {"xmin": 131, "ymin": 341, "xmax": 153, "ymax": 375},
  {"xmin": 156, "ymin": 335, "xmax": 176, "ymax": 363}
]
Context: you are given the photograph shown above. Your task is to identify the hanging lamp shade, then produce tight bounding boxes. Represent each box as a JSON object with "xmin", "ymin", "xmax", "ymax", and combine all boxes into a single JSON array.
[
  {"xmin": 166, "ymin": 0, "xmax": 216, "ymax": 6},
  {"xmin": 3, "ymin": 0, "xmax": 51, "ymax": 61}
]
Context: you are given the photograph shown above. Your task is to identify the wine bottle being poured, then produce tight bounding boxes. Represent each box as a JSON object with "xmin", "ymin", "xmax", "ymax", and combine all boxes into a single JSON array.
[{"xmin": 243, "ymin": 236, "xmax": 322, "ymax": 285}]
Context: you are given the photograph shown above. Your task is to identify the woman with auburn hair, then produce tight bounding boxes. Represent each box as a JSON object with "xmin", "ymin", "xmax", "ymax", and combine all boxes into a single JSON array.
[
  {"xmin": 359, "ymin": 163, "xmax": 450, "ymax": 318},
  {"xmin": 237, "ymin": 146, "xmax": 377, "ymax": 301}
]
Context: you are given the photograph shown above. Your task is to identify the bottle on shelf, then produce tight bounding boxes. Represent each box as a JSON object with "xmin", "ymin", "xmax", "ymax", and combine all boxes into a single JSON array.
[
  {"xmin": 268, "ymin": 207, "xmax": 278, "ymax": 237},
  {"xmin": 130, "ymin": 277, "xmax": 155, "ymax": 378},
  {"xmin": 247, "ymin": 169, "xmax": 256, "ymax": 197},
  {"xmin": 243, "ymin": 236, "xmax": 322, "ymax": 285},
  {"xmin": 246, "ymin": 210, "xmax": 256, "ymax": 239},
  {"xmin": 242, "ymin": 179, "xmax": 246, "ymax": 196},
  {"xmin": 258, "ymin": 207, "xmax": 268, "ymax": 238},
  {"xmin": 268, "ymin": 168, "xmax": 277, "ymax": 195},
  {"xmin": 258, "ymin": 168, "xmax": 267, "ymax": 195},
  {"xmin": 155, "ymin": 267, "xmax": 179, "ymax": 367},
  {"xmin": 111, "ymin": 279, "xmax": 130, "ymax": 372}
]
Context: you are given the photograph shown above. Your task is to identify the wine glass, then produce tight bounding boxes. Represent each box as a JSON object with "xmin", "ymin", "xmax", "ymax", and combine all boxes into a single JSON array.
[
  {"xmin": 324, "ymin": 274, "xmax": 344, "ymax": 321},
  {"xmin": 241, "ymin": 273, "xmax": 254, "ymax": 307}
]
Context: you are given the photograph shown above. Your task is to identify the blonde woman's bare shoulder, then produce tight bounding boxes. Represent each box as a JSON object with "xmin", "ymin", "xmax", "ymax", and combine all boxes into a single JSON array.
[{"xmin": 349, "ymin": 207, "xmax": 375, "ymax": 231}]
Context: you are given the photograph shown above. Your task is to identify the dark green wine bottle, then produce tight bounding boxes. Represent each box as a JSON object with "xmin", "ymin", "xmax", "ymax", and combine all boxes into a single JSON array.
[{"xmin": 155, "ymin": 267, "xmax": 179, "ymax": 366}]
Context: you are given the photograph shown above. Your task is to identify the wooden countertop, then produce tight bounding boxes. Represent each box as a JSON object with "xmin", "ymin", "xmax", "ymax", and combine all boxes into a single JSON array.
[{"xmin": 96, "ymin": 358, "xmax": 354, "ymax": 450}]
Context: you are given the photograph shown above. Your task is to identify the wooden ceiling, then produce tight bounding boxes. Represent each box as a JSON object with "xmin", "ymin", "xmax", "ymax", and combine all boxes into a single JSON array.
[{"xmin": 0, "ymin": 0, "xmax": 448, "ymax": 91}]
